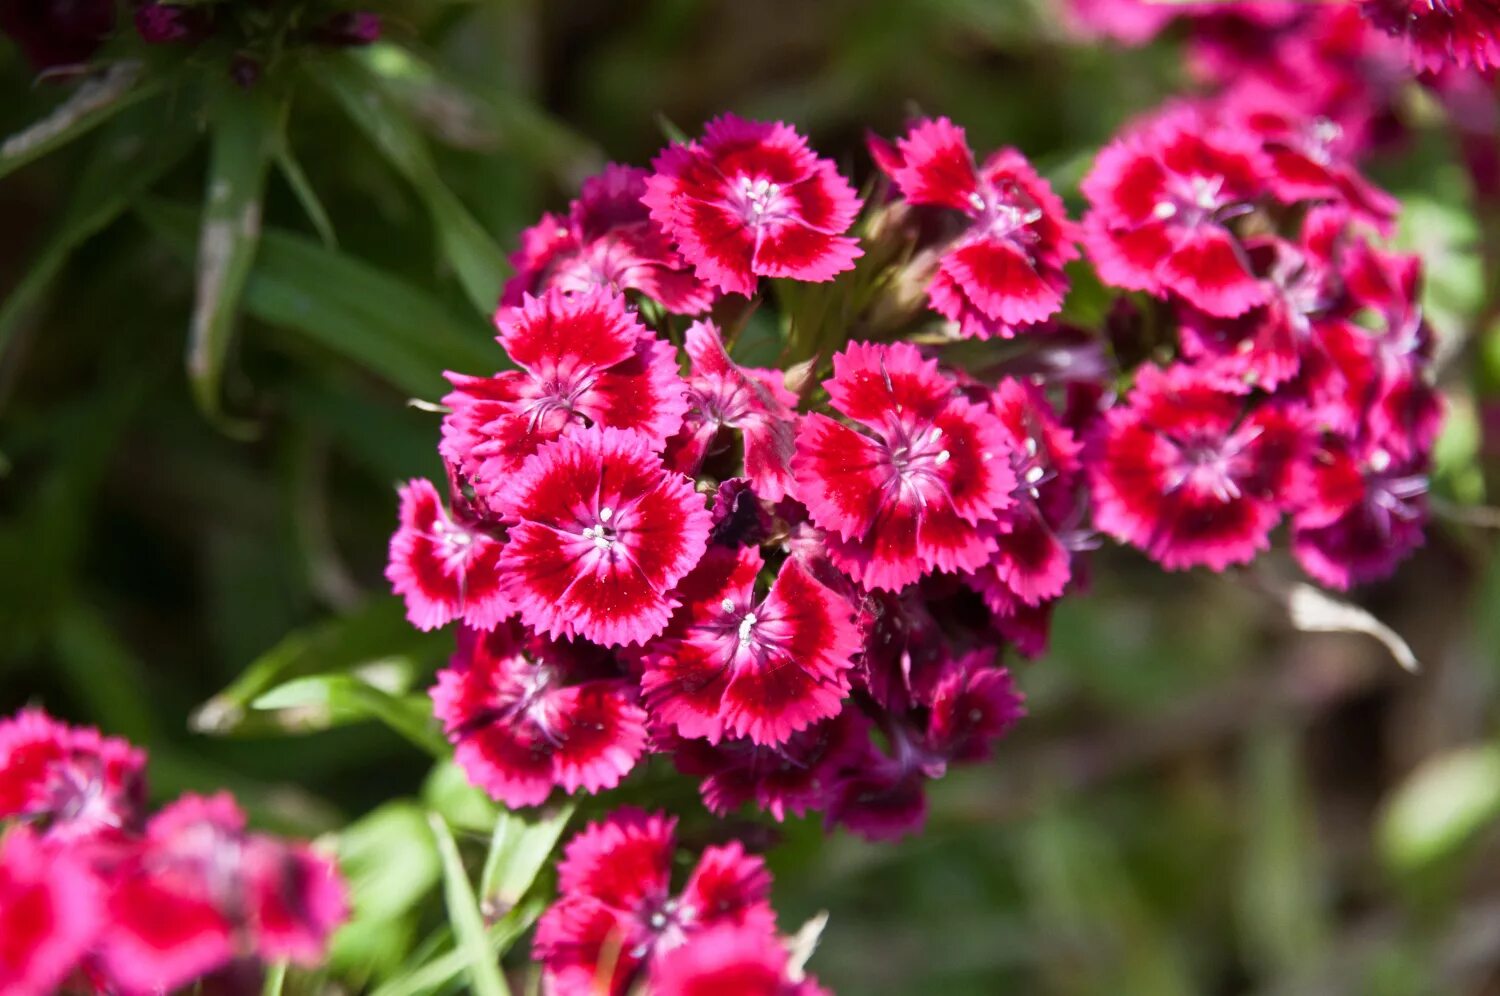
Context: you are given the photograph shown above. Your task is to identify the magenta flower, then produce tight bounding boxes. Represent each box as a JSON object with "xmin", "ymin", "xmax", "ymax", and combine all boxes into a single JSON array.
[
  {"xmin": 0, "ymin": 708, "xmax": 146, "ymax": 843},
  {"xmin": 386, "ymin": 477, "xmax": 512, "ymax": 632},
  {"xmin": 494, "ymin": 425, "xmax": 711, "ymax": 647},
  {"xmin": 792, "ymin": 342, "xmax": 1016, "ymax": 591},
  {"xmin": 871, "ymin": 117, "xmax": 1079, "ymax": 338},
  {"xmin": 1082, "ymin": 108, "xmax": 1273, "ymax": 317},
  {"xmin": 431, "ymin": 624, "xmax": 648, "ymax": 807},
  {"xmin": 1360, "ymin": 0, "xmax": 1500, "ymax": 72},
  {"xmin": 1090, "ymin": 364, "xmax": 1308, "ymax": 571},
  {"xmin": 0, "ymin": 828, "xmax": 101, "ymax": 996},
  {"xmin": 1291, "ymin": 439, "xmax": 1428, "ymax": 589},
  {"xmin": 439, "ymin": 287, "xmax": 687, "ymax": 502},
  {"xmin": 666, "ymin": 320, "xmax": 800, "ymax": 502},
  {"xmin": 533, "ymin": 809, "xmax": 775, "ymax": 995},
  {"xmin": 640, "ymin": 546, "xmax": 860, "ymax": 746},
  {"xmin": 651, "ymin": 924, "xmax": 830, "ymax": 996},
  {"xmin": 644, "ymin": 115, "xmax": 863, "ymax": 297},
  {"xmin": 505, "ymin": 164, "xmax": 715, "ymax": 314},
  {"xmin": 924, "ymin": 650, "xmax": 1026, "ymax": 763}
]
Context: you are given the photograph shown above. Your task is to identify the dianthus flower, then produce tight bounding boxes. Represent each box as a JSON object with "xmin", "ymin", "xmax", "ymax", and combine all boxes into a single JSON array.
[
  {"xmin": 640, "ymin": 546, "xmax": 860, "ymax": 745},
  {"xmin": 1082, "ymin": 108, "xmax": 1273, "ymax": 317},
  {"xmin": 644, "ymin": 115, "xmax": 863, "ymax": 297},
  {"xmin": 793, "ymin": 342, "xmax": 1016, "ymax": 590},
  {"xmin": 1292, "ymin": 437, "xmax": 1428, "ymax": 589},
  {"xmin": 494, "ymin": 425, "xmax": 711, "ymax": 647},
  {"xmin": 1360, "ymin": 0, "xmax": 1500, "ymax": 72},
  {"xmin": 1090, "ymin": 363, "xmax": 1307, "ymax": 571},
  {"xmin": 504, "ymin": 164, "xmax": 715, "ymax": 314},
  {"xmin": 431, "ymin": 623, "xmax": 647, "ymax": 807},
  {"xmin": 0, "ymin": 708, "xmax": 146, "ymax": 842},
  {"xmin": 439, "ymin": 287, "xmax": 687, "ymax": 500},
  {"xmin": 666, "ymin": 320, "xmax": 800, "ymax": 501},
  {"xmin": 533, "ymin": 808, "xmax": 775, "ymax": 995},
  {"xmin": 386, "ymin": 477, "xmax": 511, "ymax": 632},
  {"xmin": 651, "ymin": 924, "xmax": 830, "ymax": 996},
  {"xmin": 96, "ymin": 792, "xmax": 346, "ymax": 992},
  {"xmin": 0, "ymin": 828, "xmax": 101, "ymax": 996},
  {"xmin": 870, "ymin": 117, "xmax": 1079, "ymax": 338}
]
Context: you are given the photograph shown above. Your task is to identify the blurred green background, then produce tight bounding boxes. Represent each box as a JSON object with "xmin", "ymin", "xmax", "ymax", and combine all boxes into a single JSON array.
[{"xmin": 4, "ymin": 2, "xmax": 1500, "ymax": 993}]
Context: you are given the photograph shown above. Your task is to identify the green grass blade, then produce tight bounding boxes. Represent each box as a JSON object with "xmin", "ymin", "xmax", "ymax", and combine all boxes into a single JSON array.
[
  {"xmin": 429, "ymin": 813, "xmax": 512, "ymax": 996},
  {"xmin": 0, "ymin": 62, "xmax": 159, "ymax": 180}
]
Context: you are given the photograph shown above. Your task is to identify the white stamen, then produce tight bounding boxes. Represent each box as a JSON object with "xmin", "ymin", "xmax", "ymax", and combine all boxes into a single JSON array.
[
  {"xmin": 1370, "ymin": 448, "xmax": 1391, "ymax": 472},
  {"xmin": 1025, "ymin": 437, "xmax": 1039, "ymax": 457},
  {"xmin": 935, "ymin": 450, "xmax": 951, "ymax": 466},
  {"xmin": 593, "ymin": 535, "xmax": 613, "ymax": 551},
  {"xmin": 968, "ymin": 191, "xmax": 986, "ymax": 211},
  {"xmin": 1153, "ymin": 200, "xmax": 1177, "ymax": 219},
  {"xmin": 720, "ymin": 598, "xmax": 735, "ymax": 613},
  {"xmin": 1025, "ymin": 465, "xmax": 1045, "ymax": 484},
  {"xmin": 738, "ymin": 612, "xmax": 758, "ymax": 643},
  {"xmin": 598, "ymin": 507, "xmax": 613, "ymax": 523}
]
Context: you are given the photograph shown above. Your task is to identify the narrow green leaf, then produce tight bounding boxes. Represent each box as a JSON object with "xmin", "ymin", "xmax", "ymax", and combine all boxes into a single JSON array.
[
  {"xmin": 187, "ymin": 85, "xmax": 279, "ymax": 433},
  {"xmin": 429, "ymin": 814, "xmax": 511, "ymax": 996},
  {"xmin": 1378, "ymin": 744, "xmax": 1500, "ymax": 874},
  {"xmin": 424, "ymin": 759, "xmax": 501, "ymax": 834},
  {"xmin": 339, "ymin": 802, "xmax": 442, "ymax": 925},
  {"xmin": 138, "ymin": 199, "xmax": 496, "ymax": 396},
  {"xmin": 191, "ymin": 597, "xmax": 449, "ymax": 734},
  {"xmin": 318, "ymin": 54, "xmax": 507, "ymax": 314},
  {"xmin": 0, "ymin": 98, "xmax": 196, "ymax": 360},
  {"xmin": 276, "ymin": 141, "xmax": 338, "ymax": 248},
  {"xmin": 479, "ymin": 804, "xmax": 575, "ymax": 918},
  {"xmin": 246, "ymin": 672, "xmax": 447, "ymax": 757},
  {"xmin": 261, "ymin": 962, "xmax": 287, "ymax": 996},
  {"xmin": 0, "ymin": 62, "xmax": 159, "ymax": 180},
  {"xmin": 370, "ymin": 900, "xmax": 544, "ymax": 996}
]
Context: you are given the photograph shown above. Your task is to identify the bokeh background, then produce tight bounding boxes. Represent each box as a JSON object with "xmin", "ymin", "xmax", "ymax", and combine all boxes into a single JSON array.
[{"xmin": 3, "ymin": 2, "xmax": 1500, "ymax": 993}]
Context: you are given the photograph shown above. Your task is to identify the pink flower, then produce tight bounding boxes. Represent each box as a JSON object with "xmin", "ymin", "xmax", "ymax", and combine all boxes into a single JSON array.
[
  {"xmin": 644, "ymin": 115, "xmax": 863, "ymax": 297},
  {"xmin": 439, "ymin": 287, "xmax": 687, "ymax": 499},
  {"xmin": 431, "ymin": 623, "xmax": 648, "ymax": 807},
  {"xmin": 533, "ymin": 809, "xmax": 775, "ymax": 995},
  {"xmin": 494, "ymin": 425, "xmax": 711, "ymax": 647},
  {"xmin": 0, "ymin": 828, "xmax": 101, "ymax": 996},
  {"xmin": 386, "ymin": 477, "xmax": 512, "ymax": 632},
  {"xmin": 1090, "ymin": 364, "xmax": 1307, "ymax": 571},
  {"xmin": 1059, "ymin": 0, "xmax": 1176, "ymax": 44},
  {"xmin": 504, "ymin": 164, "xmax": 715, "ymax": 314},
  {"xmin": 242, "ymin": 837, "xmax": 348, "ymax": 965},
  {"xmin": 871, "ymin": 118, "xmax": 1079, "ymax": 338},
  {"xmin": 1082, "ymin": 108, "xmax": 1273, "ymax": 317},
  {"xmin": 0, "ymin": 707, "xmax": 147, "ymax": 843},
  {"xmin": 924, "ymin": 650, "xmax": 1025, "ymax": 763},
  {"xmin": 792, "ymin": 342, "xmax": 1016, "ymax": 590},
  {"xmin": 666, "ymin": 320, "xmax": 800, "ymax": 502},
  {"xmin": 651, "ymin": 924, "xmax": 830, "ymax": 996},
  {"xmin": 641, "ymin": 546, "xmax": 860, "ymax": 745},
  {"xmin": 1292, "ymin": 439, "xmax": 1428, "ymax": 589},
  {"xmin": 1360, "ymin": 0, "xmax": 1500, "ymax": 72}
]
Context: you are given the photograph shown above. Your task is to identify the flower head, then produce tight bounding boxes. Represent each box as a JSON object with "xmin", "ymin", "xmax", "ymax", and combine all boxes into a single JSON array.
[
  {"xmin": 651, "ymin": 924, "xmax": 830, "ymax": 996},
  {"xmin": 0, "ymin": 708, "xmax": 146, "ymax": 843},
  {"xmin": 0, "ymin": 828, "xmax": 101, "ymax": 996},
  {"xmin": 1360, "ymin": 0, "xmax": 1500, "ymax": 72},
  {"xmin": 386, "ymin": 477, "xmax": 512, "ymax": 632},
  {"xmin": 644, "ymin": 116, "xmax": 863, "ymax": 297}
]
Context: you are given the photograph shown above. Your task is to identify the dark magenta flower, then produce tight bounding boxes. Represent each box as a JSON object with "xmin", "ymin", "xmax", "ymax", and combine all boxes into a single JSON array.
[
  {"xmin": 1090, "ymin": 364, "xmax": 1308, "ymax": 571},
  {"xmin": 533, "ymin": 809, "xmax": 775, "ymax": 995},
  {"xmin": 1291, "ymin": 438, "xmax": 1428, "ymax": 589},
  {"xmin": 386, "ymin": 477, "xmax": 512, "ymax": 632},
  {"xmin": 651, "ymin": 924, "xmax": 830, "ymax": 996},
  {"xmin": 0, "ymin": 828, "xmax": 101, "ymax": 996},
  {"xmin": 870, "ymin": 117, "xmax": 1079, "ymax": 339},
  {"xmin": 431, "ymin": 624, "xmax": 648, "ymax": 807},
  {"xmin": 644, "ymin": 115, "xmax": 863, "ymax": 297},
  {"xmin": 494, "ymin": 425, "xmax": 711, "ymax": 647},
  {"xmin": 440, "ymin": 288, "xmax": 687, "ymax": 503},
  {"xmin": 506, "ymin": 164, "xmax": 715, "ymax": 314},
  {"xmin": 1360, "ymin": 0, "xmax": 1500, "ymax": 72},
  {"xmin": 640, "ymin": 546, "xmax": 860, "ymax": 746},
  {"xmin": 792, "ymin": 342, "xmax": 1016, "ymax": 590}
]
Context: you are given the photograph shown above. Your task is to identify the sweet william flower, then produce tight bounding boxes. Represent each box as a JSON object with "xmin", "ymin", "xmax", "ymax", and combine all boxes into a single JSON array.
[
  {"xmin": 0, "ymin": 828, "xmax": 101, "ymax": 996},
  {"xmin": 792, "ymin": 342, "xmax": 1016, "ymax": 591},
  {"xmin": 870, "ymin": 117, "xmax": 1079, "ymax": 338},
  {"xmin": 494, "ymin": 425, "xmax": 711, "ymax": 647},
  {"xmin": 0, "ymin": 707, "xmax": 147, "ymax": 843},
  {"xmin": 431, "ymin": 623, "xmax": 648, "ymax": 807},
  {"xmin": 505, "ymin": 164, "xmax": 715, "ymax": 314},
  {"xmin": 533, "ymin": 809, "xmax": 775, "ymax": 995},
  {"xmin": 651, "ymin": 924, "xmax": 831, "ymax": 996},
  {"xmin": 386, "ymin": 477, "xmax": 512, "ymax": 632},
  {"xmin": 439, "ymin": 287, "xmax": 687, "ymax": 500},
  {"xmin": 1082, "ymin": 107, "xmax": 1273, "ymax": 317},
  {"xmin": 1360, "ymin": 0, "xmax": 1500, "ymax": 72},
  {"xmin": 1292, "ymin": 439, "xmax": 1428, "ymax": 589},
  {"xmin": 1090, "ymin": 363, "xmax": 1308, "ymax": 571},
  {"xmin": 644, "ymin": 115, "xmax": 863, "ymax": 297},
  {"xmin": 640, "ymin": 546, "xmax": 860, "ymax": 746}
]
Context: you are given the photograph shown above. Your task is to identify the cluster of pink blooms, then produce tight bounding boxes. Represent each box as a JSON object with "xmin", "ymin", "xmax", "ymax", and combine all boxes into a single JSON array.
[
  {"xmin": 534, "ymin": 809, "xmax": 827, "ymax": 995},
  {"xmin": 0, "ymin": 708, "xmax": 346, "ymax": 995}
]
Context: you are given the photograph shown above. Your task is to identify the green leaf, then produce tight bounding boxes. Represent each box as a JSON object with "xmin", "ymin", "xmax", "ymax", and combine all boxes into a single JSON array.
[
  {"xmin": 0, "ymin": 62, "xmax": 159, "ymax": 181},
  {"xmin": 429, "ymin": 813, "xmax": 512, "ymax": 996},
  {"xmin": 370, "ymin": 900, "xmax": 544, "ymax": 996},
  {"xmin": 1378, "ymin": 744, "xmax": 1500, "ymax": 875},
  {"xmin": 0, "ymin": 97, "xmax": 196, "ymax": 360},
  {"xmin": 424, "ymin": 759, "xmax": 501, "ymax": 834},
  {"xmin": 248, "ymin": 672, "xmax": 448, "ymax": 756},
  {"xmin": 317, "ymin": 54, "xmax": 508, "ymax": 314},
  {"xmin": 339, "ymin": 802, "xmax": 442, "ymax": 925},
  {"xmin": 192, "ymin": 597, "xmax": 450, "ymax": 734},
  {"xmin": 137, "ymin": 199, "xmax": 497, "ymax": 396},
  {"xmin": 187, "ymin": 85, "xmax": 279, "ymax": 434},
  {"xmin": 479, "ymin": 803, "xmax": 575, "ymax": 917},
  {"xmin": 276, "ymin": 141, "xmax": 338, "ymax": 248},
  {"xmin": 261, "ymin": 962, "xmax": 287, "ymax": 996}
]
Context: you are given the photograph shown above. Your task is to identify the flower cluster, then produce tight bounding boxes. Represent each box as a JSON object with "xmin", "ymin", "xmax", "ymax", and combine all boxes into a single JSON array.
[
  {"xmin": 0, "ymin": 708, "xmax": 347, "ymax": 995},
  {"xmin": 533, "ymin": 809, "xmax": 826, "ymax": 995}
]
